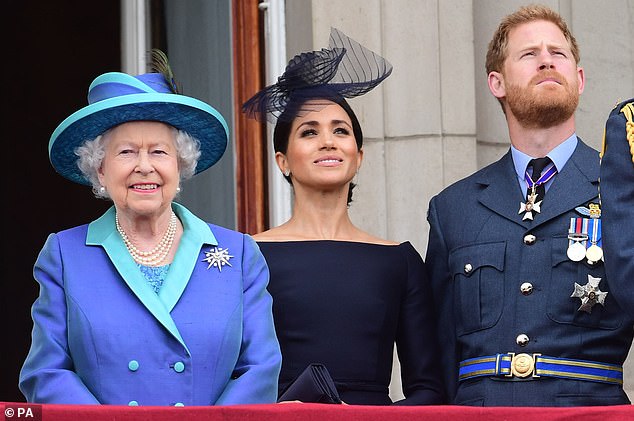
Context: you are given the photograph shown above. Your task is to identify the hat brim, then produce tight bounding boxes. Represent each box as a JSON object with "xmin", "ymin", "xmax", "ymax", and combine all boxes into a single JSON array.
[{"xmin": 49, "ymin": 93, "xmax": 229, "ymax": 185}]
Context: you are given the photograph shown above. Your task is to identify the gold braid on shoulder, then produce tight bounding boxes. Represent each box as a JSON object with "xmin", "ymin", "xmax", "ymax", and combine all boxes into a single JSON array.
[{"xmin": 620, "ymin": 101, "xmax": 634, "ymax": 164}]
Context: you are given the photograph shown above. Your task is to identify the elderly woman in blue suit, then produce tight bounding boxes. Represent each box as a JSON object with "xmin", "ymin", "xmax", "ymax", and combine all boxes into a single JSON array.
[{"xmin": 19, "ymin": 51, "xmax": 282, "ymax": 406}]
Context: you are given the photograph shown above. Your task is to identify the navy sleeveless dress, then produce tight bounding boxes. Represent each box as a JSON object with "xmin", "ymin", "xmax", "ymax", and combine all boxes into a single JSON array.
[{"xmin": 257, "ymin": 240, "xmax": 444, "ymax": 405}]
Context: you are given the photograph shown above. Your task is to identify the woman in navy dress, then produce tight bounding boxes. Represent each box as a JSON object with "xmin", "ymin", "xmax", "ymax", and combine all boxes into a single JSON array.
[{"xmin": 242, "ymin": 28, "xmax": 444, "ymax": 405}]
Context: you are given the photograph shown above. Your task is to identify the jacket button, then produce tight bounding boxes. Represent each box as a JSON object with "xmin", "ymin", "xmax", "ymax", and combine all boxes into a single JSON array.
[
  {"xmin": 520, "ymin": 282, "xmax": 533, "ymax": 295},
  {"xmin": 516, "ymin": 334, "xmax": 530, "ymax": 346},
  {"xmin": 128, "ymin": 360, "xmax": 139, "ymax": 371},
  {"xmin": 173, "ymin": 361, "xmax": 185, "ymax": 373},
  {"xmin": 523, "ymin": 234, "xmax": 536, "ymax": 245},
  {"xmin": 464, "ymin": 263, "xmax": 473, "ymax": 274}
]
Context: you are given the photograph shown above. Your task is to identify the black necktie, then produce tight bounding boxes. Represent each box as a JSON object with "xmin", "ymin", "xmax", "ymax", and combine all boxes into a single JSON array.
[{"xmin": 527, "ymin": 157, "xmax": 552, "ymax": 202}]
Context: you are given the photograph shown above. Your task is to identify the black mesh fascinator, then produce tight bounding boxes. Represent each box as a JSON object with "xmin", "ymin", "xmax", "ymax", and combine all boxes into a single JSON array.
[{"xmin": 242, "ymin": 27, "xmax": 393, "ymax": 123}]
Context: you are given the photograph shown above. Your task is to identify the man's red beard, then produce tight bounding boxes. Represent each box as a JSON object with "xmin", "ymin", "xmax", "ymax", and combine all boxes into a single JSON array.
[{"xmin": 504, "ymin": 70, "xmax": 579, "ymax": 129}]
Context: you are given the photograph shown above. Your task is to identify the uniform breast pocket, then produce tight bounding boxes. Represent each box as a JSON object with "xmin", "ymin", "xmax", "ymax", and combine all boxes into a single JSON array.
[
  {"xmin": 548, "ymin": 235, "xmax": 623, "ymax": 329},
  {"xmin": 449, "ymin": 241, "xmax": 506, "ymax": 336}
]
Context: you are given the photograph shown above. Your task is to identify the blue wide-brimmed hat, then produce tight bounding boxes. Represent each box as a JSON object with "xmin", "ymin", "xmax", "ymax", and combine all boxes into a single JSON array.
[{"xmin": 49, "ymin": 69, "xmax": 229, "ymax": 185}]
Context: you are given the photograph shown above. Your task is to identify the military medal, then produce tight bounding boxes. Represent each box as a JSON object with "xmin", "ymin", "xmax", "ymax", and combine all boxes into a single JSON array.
[
  {"xmin": 574, "ymin": 204, "xmax": 603, "ymax": 263},
  {"xmin": 519, "ymin": 162, "xmax": 557, "ymax": 221},
  {"xmin": 519, "ymin": 189, "xmax": 542, "ymax": 220},
  {"xmin": 571, "ymin": 274, "xmax": 608, "ymax": 313},
  {"xmin": 567, "ymin": 218, "xmax": 588, "ymax": 262},
  {"xmin": 586, "ymin": 245, "xmax": 603, "ymax": 263},
  {"xmin": 567, "ymin": 241, "xmax": 587, "ymax": 262},
  {"xmin": 585, "ymin": 218, "xmax": 603, "ymax": 263}
]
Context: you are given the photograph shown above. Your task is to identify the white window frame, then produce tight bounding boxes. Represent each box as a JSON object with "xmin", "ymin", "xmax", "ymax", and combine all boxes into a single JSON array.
[
  {"xmin": 120, "ymin": 0, "xmax": 149, "ymax": 76},
  {"xmin": 260, "ymin": 0, "xmax": 292, "ymax": 228}
]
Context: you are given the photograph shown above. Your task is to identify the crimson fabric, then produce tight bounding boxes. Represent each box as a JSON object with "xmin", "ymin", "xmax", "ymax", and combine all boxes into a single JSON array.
[{"xmin": 2, "ymin": 402, "xmax": 633, "ymax": 421}]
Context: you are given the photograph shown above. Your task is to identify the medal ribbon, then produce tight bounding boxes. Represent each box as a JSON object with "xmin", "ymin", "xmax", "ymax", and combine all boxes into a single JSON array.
[
  {"xmin": 568, "ymin": 217, "xmax": 588, "ymax": 248},
  {"xmin": 524, "ymin": 163, "xmax": 557, "ymax": 191},
  {"xmin": 587, "ymin": 218, "xmax": 602, "ymax": 249}
]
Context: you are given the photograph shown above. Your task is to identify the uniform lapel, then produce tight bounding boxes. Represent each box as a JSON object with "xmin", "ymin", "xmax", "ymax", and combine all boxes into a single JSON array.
[{"xmin": 477, "ymin": 151, "xmax": 529, "ymax": 228}]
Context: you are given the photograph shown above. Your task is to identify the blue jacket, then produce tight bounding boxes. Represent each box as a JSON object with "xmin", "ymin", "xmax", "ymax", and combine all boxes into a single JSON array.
[
  {"xmin": 601, "ymin": 98, "xmax": 634, "ymax": 320},
  {"xmin": 426, "ymin": 140, "xmax": 633, "ymax": 406},
  {"xmin": 19, "ymin": 203, "xmax": 282, "ymax": 406}
]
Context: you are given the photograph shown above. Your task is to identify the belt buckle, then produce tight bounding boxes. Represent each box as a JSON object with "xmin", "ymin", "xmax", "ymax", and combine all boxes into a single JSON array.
[{"xmin": 507, "ymin": 353, "xmax": 541, "ymax": 378}]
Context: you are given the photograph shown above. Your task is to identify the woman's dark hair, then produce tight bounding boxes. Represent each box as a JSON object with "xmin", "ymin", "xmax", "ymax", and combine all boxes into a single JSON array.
[{"xmin": 273, "ymin": 97, "xmax": 363, "ymax": 206}]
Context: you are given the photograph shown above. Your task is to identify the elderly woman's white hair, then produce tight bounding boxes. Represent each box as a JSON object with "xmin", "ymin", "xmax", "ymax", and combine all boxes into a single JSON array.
[{"xmin": 75, "ymin": 126, "xmax": 201, "ymax": 199}]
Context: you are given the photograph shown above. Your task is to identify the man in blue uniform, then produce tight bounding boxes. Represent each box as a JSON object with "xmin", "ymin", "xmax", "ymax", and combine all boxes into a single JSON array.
[
  {"xmin": 600, "ymin": 97, "xmax": 634, "ymax": 332},
  {"xmin": 425, "ymin": 5, "xmax": 633, "ymax": 406}
]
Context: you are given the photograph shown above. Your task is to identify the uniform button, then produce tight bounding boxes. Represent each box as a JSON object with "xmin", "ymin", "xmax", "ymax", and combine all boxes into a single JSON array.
[
  {"xmin": 128, "ymin": 360, "xmax": 139, "ymax": 371},
  {"xmin": 523, "ymin": 234, "xmax": 536, "ymax": 245},
  {"xmin": 173, "ymin": 361, "xmax": 185, "ymax": 373},
  {"xmin": 174, "ymin": 403, "xmax": 185, "ymax": 407},
  {"xmin": 128, "ymin": 400, "xmax": 139, "ymax": 406},
  {"xmin": 516, "ymin": 334, "xmax": 530, "ymax": 346},
  {"xmin": 520, "ymin": 282, "xmax": 533, "ymax": 295},
  {"xmin": 464, "ymin": 263, "xmax": 473, "ymax": 274}
]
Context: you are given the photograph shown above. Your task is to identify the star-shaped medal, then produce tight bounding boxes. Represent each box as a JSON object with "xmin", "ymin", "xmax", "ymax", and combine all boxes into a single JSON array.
[
  {"xmin": 202, "ymin": 247, "xmax": 234, "ymax": 272},
  {"xmin": 571, "ymin": 274, "xmax": 608, "ymax": 313},
  {"xmin": 519, "ymin": 191, "xmax": 542, "ymax": 220}
]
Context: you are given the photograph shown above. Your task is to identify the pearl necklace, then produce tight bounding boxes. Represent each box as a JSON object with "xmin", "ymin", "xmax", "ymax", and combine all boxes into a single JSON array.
[{"xmin": 115, "ymin": 211, "xmax": 177, "ymax": 266}]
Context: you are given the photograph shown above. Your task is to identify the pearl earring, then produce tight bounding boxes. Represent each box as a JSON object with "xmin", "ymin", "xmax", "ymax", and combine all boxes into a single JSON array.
[
  {"xmin": 284, "ymin": 169, "xmax": 290, "ymax": 177},
  {"xmin": 99, "ymin": 186, "xmax": 106, "ymax": 194},
  {"xmin": 176, "ymin": 186, "xmax": 181, "ymax": 193}
]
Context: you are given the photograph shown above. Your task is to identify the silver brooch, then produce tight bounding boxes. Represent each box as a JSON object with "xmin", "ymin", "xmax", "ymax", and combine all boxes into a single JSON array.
[
  {"xmin": 202, "ymin": 247, "xmax": 234, "ymax": 272},
  {"xmin": 571, "ymin": 274, "xmax": 608, "ymax": 313}
]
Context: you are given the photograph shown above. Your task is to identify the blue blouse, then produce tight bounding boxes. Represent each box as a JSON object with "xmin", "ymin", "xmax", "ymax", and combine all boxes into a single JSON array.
[{"xmin": 138, "ymin": 264, "xmax": 170, "ymax": 293}]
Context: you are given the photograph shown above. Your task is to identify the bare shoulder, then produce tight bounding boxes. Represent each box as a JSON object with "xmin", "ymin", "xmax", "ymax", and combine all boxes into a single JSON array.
[
  {"xmin": 355, "ymin": 229, "xmax": 399, "ymax": 246},
  {"xmin": 252, "ymin": 225, "xmax": 295, "ymax": 242},
  {"xmin": 251, "ymin": 230, "xmax": 277, "ymax": 242}
]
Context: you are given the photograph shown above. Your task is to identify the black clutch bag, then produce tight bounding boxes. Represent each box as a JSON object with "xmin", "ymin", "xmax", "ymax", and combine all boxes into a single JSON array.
[{"xmin": 277, "ymin": 363, "xmax": 342, "ymax": 404}]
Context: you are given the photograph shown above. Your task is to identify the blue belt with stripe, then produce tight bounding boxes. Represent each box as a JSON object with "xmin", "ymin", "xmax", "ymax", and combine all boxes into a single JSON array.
[{"xmin": 459, "ymin": 353, "xmax": 623, "ymax": 385}]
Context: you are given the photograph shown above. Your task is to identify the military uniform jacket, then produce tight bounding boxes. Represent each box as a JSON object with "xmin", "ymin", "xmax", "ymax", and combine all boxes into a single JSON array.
[
  {"xmin": 426, "ymin": 140, "xmax": 633, "ymax": 406},
  {"xmin": 601, "ymin": 98, "xmax": 634, "ymax": 322},
  {"xmin": 19, "ymin": 203, "xmax": 282, "ymax": 406}
]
